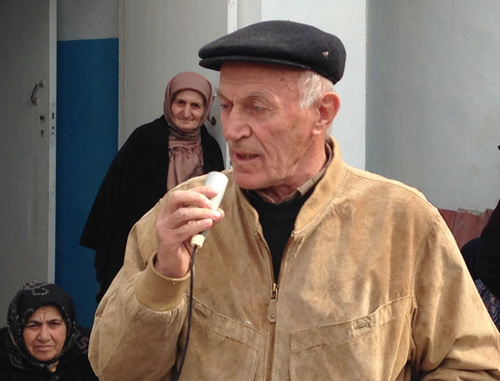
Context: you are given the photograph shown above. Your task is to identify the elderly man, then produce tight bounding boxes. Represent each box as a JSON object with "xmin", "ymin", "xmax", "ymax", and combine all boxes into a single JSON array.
[{"xmin": 89, "ymin": 20, "xmax": 500, "ymax": 380}]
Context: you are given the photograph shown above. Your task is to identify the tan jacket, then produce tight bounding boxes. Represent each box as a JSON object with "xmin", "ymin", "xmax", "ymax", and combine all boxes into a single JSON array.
[{"xmin": 89, "ymin": 137, "xmax": 500, "ymax": 380}]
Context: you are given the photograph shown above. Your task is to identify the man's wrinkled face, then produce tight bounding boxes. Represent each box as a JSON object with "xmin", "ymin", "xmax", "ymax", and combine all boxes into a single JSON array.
[{"xmin": 218, "ymin": 63, "xmax": 319, "ymax": 195}]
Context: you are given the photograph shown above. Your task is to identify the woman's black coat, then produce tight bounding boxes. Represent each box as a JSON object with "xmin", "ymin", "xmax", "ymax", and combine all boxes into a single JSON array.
[{"xmin": 80, "ymin": 116, "xmax": 224, "ymax": 302}]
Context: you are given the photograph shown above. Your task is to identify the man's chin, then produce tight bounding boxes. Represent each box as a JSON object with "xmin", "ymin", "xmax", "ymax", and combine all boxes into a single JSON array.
[{"xmin": 232, "ymin": 171, "xmax": 265, "ymax": 191}]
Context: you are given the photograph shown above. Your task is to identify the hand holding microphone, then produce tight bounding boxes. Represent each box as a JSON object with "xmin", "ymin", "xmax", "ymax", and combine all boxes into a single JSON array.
[
  {"xmin": 155, "ymin": 171, "xmax": 228, "ymax": 278},
  {"xmin": 191, "ymin": 171, "xmax": 228, "ymax": 248}
]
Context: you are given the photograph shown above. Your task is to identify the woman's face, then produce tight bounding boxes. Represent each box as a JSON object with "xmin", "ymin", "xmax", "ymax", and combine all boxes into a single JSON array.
[
  {"xmin": 23, "ymin": 305, "xmax": 67, "ymax": 362},
  {"xmin": 170, "ymin": 89, "xmax": 206, "ymax": 131}
]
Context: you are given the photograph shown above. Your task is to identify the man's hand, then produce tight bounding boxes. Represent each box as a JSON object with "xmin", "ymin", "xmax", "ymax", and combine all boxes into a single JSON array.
[{"xmin": 154, "ymin": 186, "xmax": 225, "ymax": 278}]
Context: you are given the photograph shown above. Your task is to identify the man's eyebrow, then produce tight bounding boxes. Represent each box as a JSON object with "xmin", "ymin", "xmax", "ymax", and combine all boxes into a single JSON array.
[
  {"xmin": 215, "ymin": 88, "xmax": 231, "ymax": 100},
  {"xmin": 242, "ymin": 91, "xmax": 269, "ymax": 100},
  {"xmin": 216, "ymin": 89, "xmax": 270, "ymax": 101}
]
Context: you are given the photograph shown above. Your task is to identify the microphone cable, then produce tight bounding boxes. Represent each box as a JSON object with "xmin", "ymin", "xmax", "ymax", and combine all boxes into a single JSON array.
[
  {"xmin": 171, "ymin": 245, "xmax": 197, "ymax": 381},
  {"xmin": 171, "ymin": 171, "xmax": 228, "ymax": 380}
]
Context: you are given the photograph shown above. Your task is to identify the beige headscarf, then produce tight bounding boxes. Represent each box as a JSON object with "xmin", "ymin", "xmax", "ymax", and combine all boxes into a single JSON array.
[
  {"xmin": 163, "ymin": 71, "xmax": 213, "ymax": 135},
  {"xmin": 163, "ymin": 72, "xmax": 214, "ymax": 189}
]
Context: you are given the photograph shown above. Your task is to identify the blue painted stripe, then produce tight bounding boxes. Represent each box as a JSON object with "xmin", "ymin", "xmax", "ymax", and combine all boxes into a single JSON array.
[{"xmin": 56, "ymin": 38, "xmax": 118, "ymax": 328}]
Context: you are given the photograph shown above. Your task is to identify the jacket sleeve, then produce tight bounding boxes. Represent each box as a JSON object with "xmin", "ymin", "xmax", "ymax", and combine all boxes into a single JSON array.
[
  {"xmin": 411, "ymin": 212, "xmax": 500, "ymax": 379},
  {"xmin": 88, "ymin": 195, "xmax": 190, "ymax": 380}
]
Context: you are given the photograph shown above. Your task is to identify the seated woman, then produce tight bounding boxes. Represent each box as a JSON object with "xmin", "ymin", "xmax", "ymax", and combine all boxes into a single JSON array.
[
  {"xmin": 80, "ymin": 71, "xmax": 225, "ymax": 302},
  {"xmin": 0, "ymin": 281, "xmax": 98, "ymax": 380},
  {"xmin": 476, "ymin": 198, "xmax": 500, "ymax": 299},
  {"xmin": 461, "ymin": 237, "xmax": 500, "ymax": 330}
]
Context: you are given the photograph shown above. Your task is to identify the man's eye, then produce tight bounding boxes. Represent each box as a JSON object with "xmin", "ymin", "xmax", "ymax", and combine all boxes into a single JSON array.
[{"xmin": 248, "ymin": 101, "xmax": 267, "ymax": 112}]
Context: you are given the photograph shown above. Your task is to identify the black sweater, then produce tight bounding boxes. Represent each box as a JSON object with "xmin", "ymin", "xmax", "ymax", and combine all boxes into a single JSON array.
[{"xmin": 248, "ymin": 190, "xmax": 311, "ymax": 280}]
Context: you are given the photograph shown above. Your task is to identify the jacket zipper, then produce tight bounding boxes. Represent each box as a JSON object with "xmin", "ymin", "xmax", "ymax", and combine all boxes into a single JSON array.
[
  {"xmin": 266, "ymin": 283, "xmax": 278, "ymax": 380},
  {"xmin": 268, "ymin": 283, "xmax": 278, "ymax": 322}
]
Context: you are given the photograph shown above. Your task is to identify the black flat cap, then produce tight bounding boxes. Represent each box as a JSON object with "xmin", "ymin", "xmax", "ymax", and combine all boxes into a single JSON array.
[{"xmin": 199, "ymin": 20, "xmax": 346, "ymax": 84}]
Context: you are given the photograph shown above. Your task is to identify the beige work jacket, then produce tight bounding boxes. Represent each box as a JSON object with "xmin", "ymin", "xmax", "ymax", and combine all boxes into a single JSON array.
[{"xmin": 89, "ymin": 137, "xmax": 500, "ymax": 380}]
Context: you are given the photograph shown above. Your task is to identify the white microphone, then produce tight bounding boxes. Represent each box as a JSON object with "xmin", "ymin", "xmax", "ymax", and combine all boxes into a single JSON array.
[{"xmin": 190, "ymin": 171, "xmax": 229, "ymax": 248}]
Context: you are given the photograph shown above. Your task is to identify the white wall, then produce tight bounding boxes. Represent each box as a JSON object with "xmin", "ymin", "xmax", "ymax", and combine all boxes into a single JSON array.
[
  {"xmin": 237, "ymin": 0, "xmax": 261, "ymax": 28},
  {"xmin": 262, "ymin": 0, "xmax": 367, "ymax": 170},
  {"xmin": 57, "ymin": 0, "xmax": 118, "ymax": 40},
  {"xmin": 367, "ymin": 1, "xmax": 500, "ymax": 211}
]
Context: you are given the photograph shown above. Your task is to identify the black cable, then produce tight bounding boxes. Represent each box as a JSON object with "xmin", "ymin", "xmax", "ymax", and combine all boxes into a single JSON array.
[{"xmin": 171, "ymin": 245, "xmax": 197, "ymax": 381}]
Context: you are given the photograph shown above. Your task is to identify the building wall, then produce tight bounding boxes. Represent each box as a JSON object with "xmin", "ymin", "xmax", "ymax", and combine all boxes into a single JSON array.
[
  {"xmin": 366, "ymin": 0, "xmax": 500, "ymax": 211},
  {"xmin": 57, "ymin": 0, "xmax": 118, "ymax": 41}
]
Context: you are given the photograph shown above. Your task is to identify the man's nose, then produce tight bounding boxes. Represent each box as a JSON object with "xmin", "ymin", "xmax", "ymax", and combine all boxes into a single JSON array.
[{"xmin": 222, "ymin": 108, "xmax": 251, "ymax": 141}]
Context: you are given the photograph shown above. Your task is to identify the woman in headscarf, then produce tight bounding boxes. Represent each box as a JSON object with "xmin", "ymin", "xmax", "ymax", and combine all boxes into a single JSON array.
[
  {"xmin": 0, "ymin": 281, "xmax": 97, "ymax": 380},
  {"xmin": 80, "ymin": 71, "xmax": 225, "ymax": 302}
]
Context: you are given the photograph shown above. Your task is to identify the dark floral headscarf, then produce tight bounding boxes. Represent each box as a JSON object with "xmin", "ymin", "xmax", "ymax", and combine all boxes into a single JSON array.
[{"xmin": 6, "ymin": 281, "xmax": 77, "ymax": 370}]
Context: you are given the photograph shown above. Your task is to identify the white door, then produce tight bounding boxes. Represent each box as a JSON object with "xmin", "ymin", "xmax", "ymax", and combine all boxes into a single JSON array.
[{"xmin": 0, "ymin": 0, "xmax": 56, "ymax": 325}]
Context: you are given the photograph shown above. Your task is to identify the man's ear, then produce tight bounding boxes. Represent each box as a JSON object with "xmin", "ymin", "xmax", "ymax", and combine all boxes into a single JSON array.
[{"xmin": 313, "ymin": 92, "xmax": 341, "ymax": 134}]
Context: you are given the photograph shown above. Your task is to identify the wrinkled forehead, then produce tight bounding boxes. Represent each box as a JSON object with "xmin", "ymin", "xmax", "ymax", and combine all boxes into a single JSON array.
[
  {"xmin": 218, "ymin": 62, "xmax": 302, "ymax": 98},
  {"xmin": 26, "ymin": 305, "xmax": 64, "ymax": 322}
]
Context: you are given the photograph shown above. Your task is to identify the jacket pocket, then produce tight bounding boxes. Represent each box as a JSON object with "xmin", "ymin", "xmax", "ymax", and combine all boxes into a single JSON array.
[
  {"xmin": 180, "ymin": 300, "xmax": 263, "ymax": 380},
  {"xmin": 289, "ymin": 297, "xmax": 412, "ymax": 381}
]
